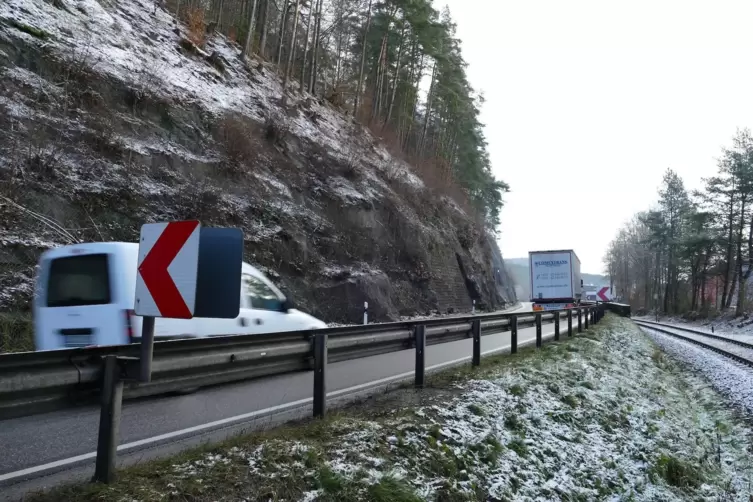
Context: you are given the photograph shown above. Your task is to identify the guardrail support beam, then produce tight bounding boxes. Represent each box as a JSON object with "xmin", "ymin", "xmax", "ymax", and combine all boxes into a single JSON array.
[
  {"xmin": 93, "ymin": 355, "xmax": 124, "ymax": 484},
  {"xmin": 535, "ymin": 314, "xmax": 542, "ymax": 348},
  {"xmin": 313, "ymin": 334, "xmax": 327, "ymax": 418},
  {"xmin": 471, "ymin": 319, "xmax": 481, "ymax": 366},
  {"xmin": 578, "ymin": 309, "xmax": 583, "ymax": 333},
  {"xmin": 567, "ymin": 310, "xmax": 573, "ymax": 337},
  {"xmin": 510, "ymin": 316, "xmax": 518, "ymax": 354},
  {"xmin": 554, "ymin": 313, "xmax": 560, "ymax": 341},
  {"xmin": 415, "ymin": 325, "xmax": 426, "ymax": 387},
  {"xmin": 585, "ymin": 308, "xmax": 590, "ymax": 330}
]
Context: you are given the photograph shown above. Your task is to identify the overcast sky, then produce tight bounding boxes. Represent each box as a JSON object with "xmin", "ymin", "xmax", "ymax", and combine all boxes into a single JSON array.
[{"xmin": 441, "ymin": 0, "xmax": 753, "ymax": 273}]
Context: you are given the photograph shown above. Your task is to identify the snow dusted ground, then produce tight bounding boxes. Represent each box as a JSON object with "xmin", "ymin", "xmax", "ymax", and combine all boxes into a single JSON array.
[
  {"xmin": 641, "ymin": 325, "xmax": 753, "ymax": 417},
  {"xmin": 39, "ymin": 315, "xmax": 753, "ymax": 501}
]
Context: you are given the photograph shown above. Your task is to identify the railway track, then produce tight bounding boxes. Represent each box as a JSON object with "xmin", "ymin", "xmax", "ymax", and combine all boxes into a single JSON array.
[{"xmin": 634, "ymin": 319, "xmax": 753, "ymax": 367}]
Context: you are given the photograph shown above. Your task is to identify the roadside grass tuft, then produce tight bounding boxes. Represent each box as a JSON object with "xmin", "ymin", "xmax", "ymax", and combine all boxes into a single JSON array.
[
  {"xmin": 8, "ymin": 19, "xmax": 52, "ymax": 39},
  {"xmin": 650, "ymin": 453, "xmax": 704, "ymax": 489},
  {"xmin": 366, "ymin": 475, "xmax": 422, "ymax": 502},
  {"xmin": 467, "ymin": 403, "xmax": 486, "ymax": 416},
  {"xmin": 0, "ymin": 312, "xmax": 34, "ymax": 353}
]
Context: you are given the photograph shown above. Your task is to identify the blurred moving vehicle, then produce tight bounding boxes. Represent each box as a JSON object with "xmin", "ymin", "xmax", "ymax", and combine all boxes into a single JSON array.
[{"xmin": 33, "ymin": 242, "xmax": 327, "ymax": 351}]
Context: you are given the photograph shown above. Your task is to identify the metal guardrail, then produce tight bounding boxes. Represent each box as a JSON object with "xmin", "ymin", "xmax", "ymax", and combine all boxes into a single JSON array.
[
  {"xmin": 604, "ymin": 302, "xmax": 631, "ymax": 317},
  {"xmin": 0, "ymin": 311, "xmax": 535, "ymax": 419},
  {"xmin": 0, "ymin": 304, "xmax": 607, "ymax": 483}
]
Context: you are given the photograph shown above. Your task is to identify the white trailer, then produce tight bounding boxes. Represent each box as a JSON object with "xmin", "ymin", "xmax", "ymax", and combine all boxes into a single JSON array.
[{"xmin": 528, "ymin": 249, "xmax": 582, "ymax": 311}]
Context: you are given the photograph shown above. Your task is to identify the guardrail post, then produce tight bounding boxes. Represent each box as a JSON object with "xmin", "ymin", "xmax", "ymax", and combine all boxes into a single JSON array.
[
  {"xmin": 578, "ymin": 308, "xmax": 583, "ymax": 333},
  {"xmin": 585, "ymin": 308, "xmax": 590, "ymax": 330},
  {"xmin": 415, "ymin": 325, "xmax": 426, "ymax": 387},
  {"xmin": 471, "ymin": 319, "xmax": 481, "ymax": 366},
  {"xmin": 567, "ymin": 310, "xmax": 573, "ymax": 337},
  {"xmin": 93, "ymin": 355, "xmax": 124, "ymax": 484},
  {"xmin": 510, "ymin": 315, "xmax": 518, "ymax": 354},
  {"xmin": 554, "ymin": 312, "xmax": 560, "ymax": 341},
  {"xmin": 535, "ymin": 313, "xmax": 542, "ymax": 348},
  {"xmin": 139, "ymin": 315, "xmax": 155, "ymax": 382},
  {"xmin": 313, "ymin": 333, "xmax": 327, "ymax": 418}
]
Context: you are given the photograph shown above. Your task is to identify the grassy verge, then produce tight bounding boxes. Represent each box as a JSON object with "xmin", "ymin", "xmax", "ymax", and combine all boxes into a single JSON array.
[
  {"xmin": 0, "ymin": 311, "xmax": 34, "ymax": 353},
  {"xmin": 27, "ymin": 315, "xmax": 753, "ymax": 501}
]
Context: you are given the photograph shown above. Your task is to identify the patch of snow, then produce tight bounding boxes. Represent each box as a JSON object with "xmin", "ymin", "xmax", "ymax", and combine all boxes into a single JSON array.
[
  {"xmin": 253, "ymin": 173, "xmax": 292, "ymax": 198},
  {"xmin": 320, "ymin": 263, "xmax": 382, "ymax": 280}
]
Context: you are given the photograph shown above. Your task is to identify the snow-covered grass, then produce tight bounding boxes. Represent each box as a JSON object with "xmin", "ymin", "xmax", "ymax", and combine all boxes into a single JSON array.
[{"xmin": 31, "ymin": 315, "xmax": 753, "ymax": 501}]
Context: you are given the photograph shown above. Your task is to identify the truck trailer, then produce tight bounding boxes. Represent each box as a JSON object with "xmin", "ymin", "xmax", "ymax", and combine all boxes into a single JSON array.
[{"xmin": 528, "ymin": 249, "xmax": 582, "ymax": 311}]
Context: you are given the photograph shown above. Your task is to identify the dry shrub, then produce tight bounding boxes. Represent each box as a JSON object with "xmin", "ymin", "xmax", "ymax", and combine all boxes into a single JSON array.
[
  {"xmin": 215, "ymin": 114, "xmax": 260, "ymax": 176},
  {"xmin": 185, "ymin": 7, "xmax": 206, "ymax": 47},
  {"xmin": 228, "ymin": 26, "xmax": 237, "ymax": 43},
  {"xmin": 264, "ymin": 113, "xmax": 289, "ymax": 146},
  {"xmin": 368, "ymin": 119, "xmax": 477, "ymax": 220}
]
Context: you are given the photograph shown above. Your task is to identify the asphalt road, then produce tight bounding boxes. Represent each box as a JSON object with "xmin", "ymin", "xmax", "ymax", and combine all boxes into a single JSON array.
[{"xmin": 0, "ymin": 306, "xmax": 566, "ymax": 496}]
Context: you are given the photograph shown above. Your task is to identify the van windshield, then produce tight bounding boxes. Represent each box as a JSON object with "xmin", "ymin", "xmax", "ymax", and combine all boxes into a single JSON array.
[{"xmin": 46, "ymin": 254, "xmax": 112, "ymax": 307}]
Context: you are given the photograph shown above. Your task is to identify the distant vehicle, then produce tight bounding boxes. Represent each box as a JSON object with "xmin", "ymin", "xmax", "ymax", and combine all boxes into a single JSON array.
[
  {"xmin": 528, "ymin": 249, "xmax": 582, "ymax": 312},
  {"xmin": 33, "ymin": 242, "xmax": 327, "ymax": 351}
]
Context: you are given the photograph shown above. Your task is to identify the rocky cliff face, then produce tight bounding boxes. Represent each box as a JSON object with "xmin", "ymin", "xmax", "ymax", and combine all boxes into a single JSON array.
[{"xmin": 0, "ymin": 0, "xmax": 515, "ymax": 323}]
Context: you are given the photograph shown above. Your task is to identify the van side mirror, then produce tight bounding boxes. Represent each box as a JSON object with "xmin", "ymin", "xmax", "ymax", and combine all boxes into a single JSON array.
[{"xmin": 280, "ymin": 298, "xmax": 294, "ymax": 312}]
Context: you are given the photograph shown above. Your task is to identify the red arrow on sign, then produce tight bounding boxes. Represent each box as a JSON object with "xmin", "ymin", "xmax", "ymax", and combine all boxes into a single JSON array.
[
  {"xmin": 138, "ymin": 220, "xmax": 200, "ymax": 318},
  {"xmin": 597, "ymin": 287, "xmax": 610, "ymax": 302}
]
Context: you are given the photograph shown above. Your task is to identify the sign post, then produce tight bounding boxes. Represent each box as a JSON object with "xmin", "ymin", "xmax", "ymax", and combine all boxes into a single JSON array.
[
  {"xmin": 93, "ymin": 221, "xmax": 242, "ymax": 485},
  {"xmin": 135, "ymin": 220, "xmax": 201, "ymax": 382}
]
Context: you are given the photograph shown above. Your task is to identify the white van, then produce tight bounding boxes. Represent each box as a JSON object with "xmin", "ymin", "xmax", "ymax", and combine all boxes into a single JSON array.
[{"xmin": 33, "ymin": 242, "xmax": 328, "ymax": 351}]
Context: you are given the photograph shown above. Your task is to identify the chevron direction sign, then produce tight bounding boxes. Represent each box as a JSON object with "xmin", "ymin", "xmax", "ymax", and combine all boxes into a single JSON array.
[{"xmin": 135, "ymin": 220, "xmax": 201, "ymax": 318}]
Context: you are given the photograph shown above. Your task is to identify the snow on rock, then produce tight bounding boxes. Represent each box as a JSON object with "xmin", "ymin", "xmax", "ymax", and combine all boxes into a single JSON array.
[
  {"xmin": 121, "ymin": 316, "xmax": 753, "ymax": 501},
  {"xmin": 0, "ymin": 0, "xmax": 422, "ymax": 183}
]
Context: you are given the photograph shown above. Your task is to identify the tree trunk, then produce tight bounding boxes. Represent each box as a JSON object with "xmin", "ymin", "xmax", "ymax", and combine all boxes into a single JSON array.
[
  {"xmin": 257, "ymin": 0, "xmax": 269, "ymax": 58},
  {"xmin": 275, "ymin": 1, "xmax": 290, "ymax": 66},
  {"xmin": 299, "ymin": 0, "xmax": 314, "ymax": 90},
  {"xmin": 241, "ymin": 0, "xmax": 259, "ymax": 58},
  {"xmin": 721, "ymin": 194, "xmax": 736, "ymax": 308},
  {"xmin": 384, "ymin": 22, "xmax": 406, "ymax": 128},
  {"xmin": 734, "ymin": 198, "xmax": 747, "ymax": 314},
  {"xmin": 282, "ymin": 0, "xmax": 300, "ymax": 91},
  {"xmin": 419, "ymin": 61, "xmax": 437, "ymax": 157},
  {"xmin": 307, "ymin": 0, "xmax": 322, "ymax": 94},
  {"xmin": 353, "ymin": 0, "xmax": 373, "ymax": 118}
]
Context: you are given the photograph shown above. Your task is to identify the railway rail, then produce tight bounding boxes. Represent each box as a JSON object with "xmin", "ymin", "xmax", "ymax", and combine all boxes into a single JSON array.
[{"xmin": 634, "ymin": 319, "xmax": 753, "ymax": 367}]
